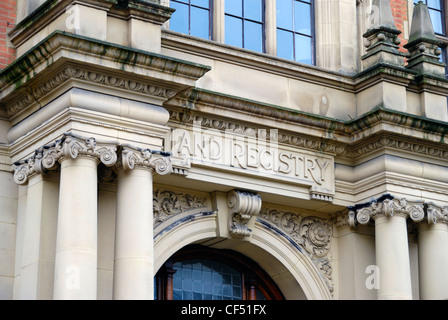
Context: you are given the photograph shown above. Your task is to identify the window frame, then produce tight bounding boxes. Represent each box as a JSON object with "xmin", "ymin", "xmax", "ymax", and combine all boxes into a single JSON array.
[
  {"xmin": 224, "ymin": 0, "xmax": 266, "ymax": 53},
  {"xmin": 413, "ymin": 0, "xmax": 446, "ymax": 35},
  {"xmin": 276, "ymin": 0, "xmax": 316, "ymax": 65},
  {"xmin": 170, "ymin": 0, "xmax": 214, "ymax": 40},
  {"xmin": 155, "ymin": 245, "xmax": 284, "ymax": 301}
]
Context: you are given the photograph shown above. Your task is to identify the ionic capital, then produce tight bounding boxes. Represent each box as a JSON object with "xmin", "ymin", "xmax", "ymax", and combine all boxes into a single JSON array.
[
  {"xmin": 59, "ymin": 133, "xmax": 118, "ymax": 166},
  {"xmin": 13, "ymin": 132, "xmax": 118, "ymax": 185},
  {"xmin": 119, "ymin": 145, "xmax": 172, "ymax": 175},
  {"xmin": 355, "ymin": 197, "xmax": 425, "ymax": 225},
  {"xmin": 426, "ymin": 203, "xmax": 448, "ymax": 225},
  {"xmin": 227, "ymin": 189, "xmax": 262, "ymax": 238},
  {"xmin": 13, "ymin": 156, "xmax": 39, "ymax": 185}
]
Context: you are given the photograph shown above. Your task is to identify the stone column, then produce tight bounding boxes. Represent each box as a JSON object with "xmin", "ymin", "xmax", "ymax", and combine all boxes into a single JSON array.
[
  {"xmin": 15, "ymin": 172, "xmax": 58, "ymax": 300},
  {"xmin": 113, "ymin": 145, "xmax": 171, "ymax": 300},
  {"xmin": 37, "ymin": 133, "xmax": 118, "ymax": 300},
  {"xmin": 417, "ymin": 204, "xmax": 448, "ymax": 300},
  {"xmin": 356, "ymin": 197, "xmax": 424, "ymax": 300}
]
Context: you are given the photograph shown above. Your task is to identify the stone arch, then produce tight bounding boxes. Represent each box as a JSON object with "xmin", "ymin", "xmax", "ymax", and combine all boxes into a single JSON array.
[{"xmin": 153, "ymin": 211, "xmax": 333, "ymax": 300}]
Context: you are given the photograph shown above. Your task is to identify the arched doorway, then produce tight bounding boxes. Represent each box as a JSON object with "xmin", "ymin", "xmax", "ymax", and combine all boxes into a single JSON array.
[{"xmin": 155, "ymin": 245, "xmax": 284, "ymax": 300}]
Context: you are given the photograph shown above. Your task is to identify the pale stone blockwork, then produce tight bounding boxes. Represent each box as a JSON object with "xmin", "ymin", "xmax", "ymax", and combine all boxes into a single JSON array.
[{"xmin": 2, "ymin": 0, "xmax": 448, "ymax": 301}]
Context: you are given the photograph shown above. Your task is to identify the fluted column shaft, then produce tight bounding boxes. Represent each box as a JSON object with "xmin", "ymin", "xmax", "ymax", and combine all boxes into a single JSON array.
[{"xmin": 53, "ymin": 156, "xmax": 99, "ymax": 300}]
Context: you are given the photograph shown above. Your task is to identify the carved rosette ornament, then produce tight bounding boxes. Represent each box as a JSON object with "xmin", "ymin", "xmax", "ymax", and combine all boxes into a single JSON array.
[
  {"xmin": 120, "ymin": 145, "xmax": 172, "ymax": 175},
  {"xmin": 300, "ymin": 217, "xmax": 332, "ymax": 258},
  {"xmin": 13, "ymin": 133, "xmax": 118, "ymax": 184},
  {"xmin": 227, "ymin": 190, "xmax": 262, "ymax": 238},
  {"xmin": 258, "ymin": 208, "xmax": 333, "ymax": 294}
]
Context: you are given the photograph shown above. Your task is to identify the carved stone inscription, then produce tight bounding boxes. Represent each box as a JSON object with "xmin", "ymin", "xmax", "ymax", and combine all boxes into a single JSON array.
[{"xmin": 171, "ymin": 124, "xmax": 335, "ymax": 197}]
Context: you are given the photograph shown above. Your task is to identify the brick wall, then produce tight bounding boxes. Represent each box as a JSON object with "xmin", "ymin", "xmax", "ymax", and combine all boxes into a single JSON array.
[
  {"xmin": 390, "ymin": 0, "xmax": 409, "ymax": 51},
  {"xmin": 0, "ymin": 0, "xmax": 17, "ymax": 70}
]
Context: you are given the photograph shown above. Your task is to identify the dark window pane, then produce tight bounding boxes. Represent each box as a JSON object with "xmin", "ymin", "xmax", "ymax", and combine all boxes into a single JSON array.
[
  {"xmin": 226, "ymin": 0, "xmax": 243, "ymax": 16},
  {"xmin": 192, "ymin": 0, "xmax": 209, "ymax": 8},
  {"xmin": 277, "ymin": 29, "xmax": 294, "ymax": 60},
  {"xmin": 172, "ymin": 258, "xmax": 243, "ymax": 300},
  {"xmin": 277, "ymin": 0, "xmax": 293, "ymax": 30},
  {"xmin": 295, "ymin": 34, "xmax": 312, "ymax": 64},
  {"xmin": 244, "ymin": 0, "xmax": 263, "ymax": 22},
  {"xmin": 244, "ymin": 20, "xmax": 263, "ymax": 52},
  {"xmin": 173, "ymin": 289, "xmax": 182, "ymax": 300},
  {"xmin": 170, "ymin": 2, "xmax": 189, "ymax": 34},
  {"xmin": 225, "ymin": 15, "xmax": 243, "ymax": 47},
  {"xmin": 427, "ymin": 0, "xmax": 441, "ymax": 10},
  {"xmin": 429, "ymin": 8, "xmax": 444, "ymax": 34},
  {"xmin": 295, "ymin": 1, "xmax": 312, "ymax": 36},
  {"xmin": 191, "ymin": 6, "xmax": 210, "ymax": 39}
]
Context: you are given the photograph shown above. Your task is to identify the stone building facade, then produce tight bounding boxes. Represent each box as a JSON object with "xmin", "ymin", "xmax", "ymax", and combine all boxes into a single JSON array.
[{"xmin": 1, "ymin": 0, "xmax": 448, "ymax": 300}]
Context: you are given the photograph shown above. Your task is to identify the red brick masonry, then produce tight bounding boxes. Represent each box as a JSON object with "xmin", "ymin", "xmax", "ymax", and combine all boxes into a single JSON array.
[{"xmin": 0, "ymin": 0, "xmax": 16, "ymax": 70}]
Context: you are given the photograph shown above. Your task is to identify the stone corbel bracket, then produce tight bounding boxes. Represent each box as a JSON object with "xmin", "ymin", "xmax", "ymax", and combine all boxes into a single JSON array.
[{"xmin": 227, "ymin": 190, "xmax": 262, "ymax": 238}]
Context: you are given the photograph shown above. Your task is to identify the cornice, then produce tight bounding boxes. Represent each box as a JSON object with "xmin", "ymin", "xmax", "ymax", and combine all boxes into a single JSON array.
[
  {"xmin": 9, "ymin": 0, "xmax": 174, "ymax": 48},
  {"xmin": 168, "ymin": 88, "xmax": 448, "ymax": 142},
  {"xmin": 4, "ymin": 64, "xmax": 180, "ymax": 120},
  {"xmin": 0, "ymin": 31, "xmax": 211, "ymax": 112},
  {"xmin": 167, "ymin": 97, "xmax": 448, "ymax": 164}
]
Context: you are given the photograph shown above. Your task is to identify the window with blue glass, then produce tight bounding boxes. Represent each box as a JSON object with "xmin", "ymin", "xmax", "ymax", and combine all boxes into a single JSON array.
[
  {"xmin": 155, "ymin": 245, "xmax": 284, "ymax": 300},
  {"xmin": 170, "ymin": 0, "xmax": 211, "ymax": 40},
  {"xmin": 172, "ymin": 259, "xmax": 243, "ymax": 300},
  {"xmin": 225, "ymin": 0, "xmax": 265, "ymax": 53},
  {"xmin": 413, "ymin": 0, "xmax": 445, "ymax": 35},
  {"xmin": 276, "ymin": 0, "xmax": 314, "ymax": 65}
]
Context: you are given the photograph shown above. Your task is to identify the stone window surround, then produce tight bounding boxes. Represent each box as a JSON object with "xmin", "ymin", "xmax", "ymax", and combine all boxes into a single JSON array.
[
  {"xmin": 163, "ymin": 0, "xmax": 320, "ymax": 66},
  {"xmin": 162, "ymin": 0, "xmax": 362, "ymax": 73}
]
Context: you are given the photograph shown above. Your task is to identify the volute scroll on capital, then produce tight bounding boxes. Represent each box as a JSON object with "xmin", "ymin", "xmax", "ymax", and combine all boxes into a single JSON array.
[
  {"xmin": 13, "ymin": 132, "xmax": 119, "ymax": 185},
  {"xmin": 119, "ymin": 145, "xmax": 172, "ymax": 175},
  {"xmin": 356, "ymin": 198, "xmax": 425, "ymax": 225},
  {"xmin": 346, "ymin": 196, "xmax": 435, "ymax": 228},
  {"xmin": 426, "ymin": 203, "xmax": 448, "ymax": 225}
]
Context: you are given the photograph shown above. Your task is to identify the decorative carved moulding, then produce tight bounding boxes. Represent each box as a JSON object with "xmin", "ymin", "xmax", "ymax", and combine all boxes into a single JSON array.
[
  {"xmin": 0, "ymin": 31, "xmax": 210, "ymax": 119},
  {"xmin": 4, "ymin": 66, "xmax": 180, "ymax": 119},
  {"xmin": 13, "ymin": 132, "xmax": 173, "ymax": 185},
  {"xmin": 258, "ymin": 208, "xmax": 333, "ymax": 294},
  {"xmin": 169, "ymin": 105, "xmax": 448, "ymax": 164},
  {"xmin": 227, "ymin": 190, "xmax": 262, "ymax": 238},
  {"xmin": 119, "ymin": 144, "xmax": 172, "ymax": 175},
  {"xmin": 344, "ymin": 194, "xmax": 448, "ymax": 228},
  {"xmin": 153, "ymin": 188, "xmax": 208, "ymax": 225},
  {"xmin": 13, "ymin": 132, "xmax": 118, "ymax": 184},
  {"xmin": 426, "ymin": 203, "xmax": 448, "ymax": 225}
]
